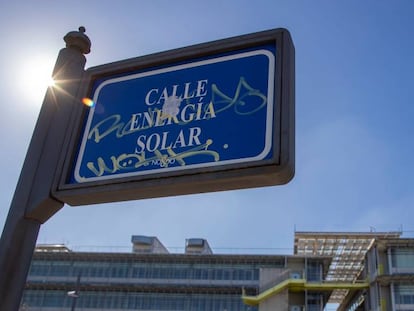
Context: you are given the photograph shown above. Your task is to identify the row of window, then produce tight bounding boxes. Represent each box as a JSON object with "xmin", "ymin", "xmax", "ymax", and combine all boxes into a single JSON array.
[
  {"xmin": 29, "ymin": 261, "xmax": 262, "ymax": 282},
  {"xmin": 22, "ymin": 290, "xmax": 257, "ymax": 311}
]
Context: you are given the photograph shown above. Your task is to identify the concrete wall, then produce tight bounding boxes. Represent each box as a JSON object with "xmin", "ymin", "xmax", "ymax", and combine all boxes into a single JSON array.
[
  {"xmin": 260, "ymin": 288, "xmax": 289, "ymax": 311},
  {"xmin": 260, "ymin": 268, "xmax": 288, "ymax": 291}
]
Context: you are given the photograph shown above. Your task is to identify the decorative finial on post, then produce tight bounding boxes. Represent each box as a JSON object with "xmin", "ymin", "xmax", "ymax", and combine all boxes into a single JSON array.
[{"xmin": 63, "ymin": 26, "xmax": 91, "ymax": 54}]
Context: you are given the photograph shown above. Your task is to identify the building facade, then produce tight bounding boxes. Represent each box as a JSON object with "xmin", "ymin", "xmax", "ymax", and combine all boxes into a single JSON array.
[
  {"xmin": 20, "ymin": 233, "xmax": 414, "ymax": 311},
  {"xmin": 21, "ymin": 236, "xmax": 332, "ymax": 311},
  {"xmin": 293, "ymin": 231, "xmax": 414, "ymax": 311},
  {"xmin": 339, "ymin": 237, "xmax": 414, "ymax": 311}
]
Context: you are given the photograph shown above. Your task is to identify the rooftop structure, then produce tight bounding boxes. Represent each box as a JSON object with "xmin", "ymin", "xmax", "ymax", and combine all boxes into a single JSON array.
[
  {"xmin": 131, "ymin": 235, "xmax": 169, "ymax": 254},
  {"xmin": 294, "ymin": 230, "xmax": 402, "ymax": 303}
]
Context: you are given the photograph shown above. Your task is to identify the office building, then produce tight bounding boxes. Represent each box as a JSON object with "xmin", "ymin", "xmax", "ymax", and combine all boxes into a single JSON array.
[{"xmin": 20, "ymin": 232, "xmax": 414, "ymax": 311}]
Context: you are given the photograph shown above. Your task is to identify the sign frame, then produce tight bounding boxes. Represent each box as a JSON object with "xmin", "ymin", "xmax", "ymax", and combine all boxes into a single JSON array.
[{"xmin": 52, "ymin": 28, "xmax": 295, "ymax": 206}]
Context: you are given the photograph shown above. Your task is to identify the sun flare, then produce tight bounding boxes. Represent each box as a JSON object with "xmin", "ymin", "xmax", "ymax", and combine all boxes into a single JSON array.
[{"xmin": 17, "ymin": 56, "xmax": 56, "ymax": 104}]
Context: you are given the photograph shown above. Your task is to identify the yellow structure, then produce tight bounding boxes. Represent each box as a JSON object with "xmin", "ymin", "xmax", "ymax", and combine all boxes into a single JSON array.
[{"xmin": 242, "ymin": 278, "xmax": 369, "ymax": 306}]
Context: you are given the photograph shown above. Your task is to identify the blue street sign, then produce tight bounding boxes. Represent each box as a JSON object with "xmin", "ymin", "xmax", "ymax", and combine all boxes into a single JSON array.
[{"xmin": 71, "ymin": 45, "xmax": 276, "ymax": 183}]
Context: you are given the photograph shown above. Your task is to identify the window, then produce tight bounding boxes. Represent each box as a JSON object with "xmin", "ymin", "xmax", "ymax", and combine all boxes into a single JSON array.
[
  {"xmin": 21, "ymin": 290, "xmax": 258, "ymax": 310},
  {"xmin": 28, "ymin": 260, "xmax": 50, "ymax": 277},
  {"xmin": 307, "ymin": 260, "xmax": 322, "ymax": 281},
  {"xmin": 307, "ymin": 293, "xmax": 323, "ymax": 311},
  {"xmin": 49, "ymin": 261, "xmax": 71, "ymax": 276},
  {"xmin": 395, "ymin": 284, "xmax": 414, "ymax": 306},
  {"xmin": 391, "ymin": 248, "xmax": 414, "ymax": 270},
  {"xmin": 111, "ymin": 262, "xmax": 129, "ymax": 278}
]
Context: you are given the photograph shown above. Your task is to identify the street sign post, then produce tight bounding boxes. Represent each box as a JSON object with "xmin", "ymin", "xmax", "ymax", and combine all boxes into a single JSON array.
[
  {"xmin": 54, "ymin": 28, "xmax": 295, "ymax": 205},
  {"xmin": 0, "ymin": 27, "xmax": 90, "ymax": 311}
]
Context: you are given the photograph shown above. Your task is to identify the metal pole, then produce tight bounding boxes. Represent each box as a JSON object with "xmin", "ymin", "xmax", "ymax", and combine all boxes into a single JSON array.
[{"xmin": 0, "ymin": 27, "xmax": 90, "ymax": 311}]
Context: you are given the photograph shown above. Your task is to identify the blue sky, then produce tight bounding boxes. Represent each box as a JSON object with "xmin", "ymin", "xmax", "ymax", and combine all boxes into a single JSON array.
[{"xmin": 0, "ymin": 1, "xmax": 413, "ymax": 254}]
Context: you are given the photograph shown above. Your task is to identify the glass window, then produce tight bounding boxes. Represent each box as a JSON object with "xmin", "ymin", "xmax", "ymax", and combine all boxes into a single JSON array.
[
  {"xmin": 111, "ymin": 262, "xmax": 129, "ymax": 278},
  {"xmin": 29, "ymin": 259, "xmax": 264, "ymax": 283},
  {"xmin": 307, "ymin": 293, "xmax": 323, "ymax": 311},
  {"xmin": 395, "ymin": 284, "xmax": 414, "ymax": 305},
  {"xmin": 131, "ymin": 264, "xmax": 148, "ymax": 278},
  {"xmin": 307, "ymin": 260, "xmax": 322, "ymax": 281},
  {"xmin": 245, "ymin": 269, "xmax": 253, "ymax": 280},
  {"xmin": 28, "ymin": 260, "xmax": 50, "ymax": 277},
  {"xmin": 49, "ymin": 261, "xmax": 71, "ymax": 276},
  {"xmin": 73, "ymin": 261, "xmax": 92, "ymax": 277},
  {"xmin": 21, "ymin": 290, "xmax": 44, "ymax": 307},
  {"xmin": 22, "ymin": 290, "xmax": 258, "ymax": 310},
  {"xmin": 223, "ymin": 268, "xmax": 232, "ymax": 280},
  {"xmin": 392, "ymin": 248, "xmax": 414, "ymax": 269},
  {"xmin": 172, "ymin": 267, "xmax": 187, "ymax": 279}
]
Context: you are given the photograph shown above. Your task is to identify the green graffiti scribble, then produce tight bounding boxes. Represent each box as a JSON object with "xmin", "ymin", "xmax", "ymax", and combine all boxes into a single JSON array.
[
  {"xmin": 211, "ymin": 76, "xmax": 267, "ymax": 115},
  {"xmin": 85, "ymin": 140, "xmax": 219, "ymax": 177}
]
